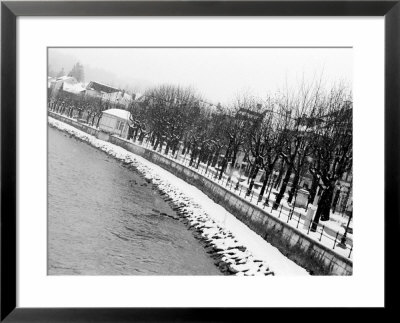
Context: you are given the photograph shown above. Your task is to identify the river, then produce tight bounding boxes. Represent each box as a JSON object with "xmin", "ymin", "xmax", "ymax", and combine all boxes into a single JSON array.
[{"xmin": 48, "ymin": 126, "xmax": 221, "ymax": 275}]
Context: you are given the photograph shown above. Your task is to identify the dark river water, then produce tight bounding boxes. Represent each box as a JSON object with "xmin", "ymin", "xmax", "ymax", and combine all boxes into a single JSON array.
[{"xmin": 48, "ymin": 126, "xmax": 221, "ymax": 275}]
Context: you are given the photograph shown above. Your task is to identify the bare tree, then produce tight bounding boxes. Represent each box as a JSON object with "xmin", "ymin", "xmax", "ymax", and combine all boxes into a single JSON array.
[
  {"xmin": 219, "ymin": 95, "xmax": 265, "ymax": 181},
  {"xmin": 256, "ymin": 103, "xmax": 290, "ymax": 203},
  {"xmin": 141, "ymin": 85, "xmax": 202, "ymax": 154},
  {"xmin": 309, "ymin": 87, "xmax": 352, "ymax": 230},
  {"xmin": 272, "ymin": 81, "xmax": 324, "ymax": 209},
  {"xmin": 128, "ymin": 99, "xmax": 150, "ymax": 142}
]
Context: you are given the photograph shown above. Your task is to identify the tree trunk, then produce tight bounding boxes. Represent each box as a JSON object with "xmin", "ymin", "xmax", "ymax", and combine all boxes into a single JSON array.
[
  {"xmin": 153, "ymin": 137, "xmax": 160, "ymax": 151},
  {"xmin": 96, "ymin": 114, "xmax": 101, "ymax": 128},
  {"xmin": 331, "ymin": 188, "xmax": 341, "ymax": 213},
  {"xmin": 231, "ymin": 148, "xmax": 238, "ymax": 169},
  {"xmin": 308, "ymin": 175, "xmax": 319, "ymax": 206},
  {"xmin": 172, "ymin": 143, "xmax": 178, "ymax": 157},
  {"xmin": 212, "ymin": 150, "xmax": 220, "ymax": 167},
  {"xmin": 133, "ymin": 128, "xmax": 138, "ymax": 141},
  {"xmin": 196, "ymin": 154, "xmax": 202, "ymax": 169},
  {"xmin": 205, "ymin": 154, "xmax": 213, "ymax": 174},
  {"xmin": 246, "ymin": 166, "xmax": 259, "ymax": 196},
  {"xmin": 274, "ymin": 161, "xmax": 285, "ymax": 189},
  {"xmin": 288, "ymin": 171, "xmax": 300, "ymax": 204},
  {"xmin": 311, "ymin": 182, "xmax": 335, "ymax": 231},
  {"xmin": 273, "ymin": 165, "xmax": 293, "ymax": 209},
  {"xmin": 189, "ymin": 144, "xmax": 196, "ymax": 167},
  {"xmin": 258, "ymin": 170, "xmax": 271, "ymax": 201},
  {"xmin": 219, "ymin": 148, "xmax": 231, "ymax": 180},
  {"xmin": 247, "ymin": 163, "xmax": 256, "ymax": 184},
  {"xmin": 226, "ymin": 148, "xmax": 238, "ymax": 180},
  {"xmin": 266, "ymin": 175, "xmax": 275, "ymax": 204},
  {"xmin": 165, "ymin": 142, "xmax": 170, "ymax": 155},
  {"xmin": 218, "ymin": 157, "xmax": 227, "ymax": 180},
  {"xmin": 91, "ymin": 114, "xmax": 96, "ymax": 126}
]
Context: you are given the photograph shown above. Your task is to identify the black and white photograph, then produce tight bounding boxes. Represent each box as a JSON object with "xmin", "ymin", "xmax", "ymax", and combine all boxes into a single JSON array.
[{"xmin": 47, "ymin": 47, "xmax": 353, "ymax": 276}]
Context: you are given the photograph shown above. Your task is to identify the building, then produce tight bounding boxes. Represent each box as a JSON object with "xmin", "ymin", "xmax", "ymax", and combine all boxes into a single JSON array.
[
  {"xmin": 49, "ymin": 76, "xmax": 85, "ymax": 97},
  {"xmin": 48, "ymin": 76, "xmax": 56, "ymax": 89},
  {"xmin": 86, "ymin": 81, "xmax": 120, "ymax": 98},
  {"xmin": 105, "ymin": 90, "xmax": 133, "ymax": 109},
  {"xmin": 235, "ymin": 104, "xmax": 265, "ymax": 126},
  {"xmin": 98, "ymin": 109, "xmax": 132, "ymax": 138},
  {"xmin": 85, "ymin": 81, "xmax": 134, "ymax": 109}
]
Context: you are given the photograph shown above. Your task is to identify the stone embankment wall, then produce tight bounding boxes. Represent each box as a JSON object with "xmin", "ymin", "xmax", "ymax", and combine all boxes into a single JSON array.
[{"xmin": 49, "ymin": 112, "xmax": 353, "ymax": 275}]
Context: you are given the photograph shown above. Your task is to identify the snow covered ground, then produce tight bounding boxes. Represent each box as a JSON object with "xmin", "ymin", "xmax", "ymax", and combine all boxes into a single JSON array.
[
  {"xmin": 136, "ymin": 144, "xmax": 353, "ymax": 259},
  {"xmin": 48, "ymin": 116, "xmax": 309, "ymax": 276},
  {"xmin": 135, "ymin": 144, "xmax": 353, "ymax": 259}
]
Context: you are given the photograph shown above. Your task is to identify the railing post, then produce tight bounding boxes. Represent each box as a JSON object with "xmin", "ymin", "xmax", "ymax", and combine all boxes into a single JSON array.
[
  {"xmin": 278, "ymin": 204, "xmax": 282, "ymax": 218},
  {"xmin": 296, "ymin": 214, "xmax": 301, "ymax": 228},
  {"xmin": 319, "ymin": 225, "xmax": 325, "ymax": 241},
  {"xmin": 348, "ymin": 246, "xmax": 353, "ymax": 258},
  {"xmin": 333, "ymin": 231, "xmax": 339, "ymax": 249},
  {"xmin": 307, "ymin": 220, "xmax": 312, "ymax": 235}
]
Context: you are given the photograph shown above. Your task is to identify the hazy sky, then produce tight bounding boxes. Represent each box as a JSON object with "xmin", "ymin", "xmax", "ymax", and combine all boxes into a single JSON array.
[{"xmin": 48, "ymin": 47, "xmax": 352, "ymax": 105}]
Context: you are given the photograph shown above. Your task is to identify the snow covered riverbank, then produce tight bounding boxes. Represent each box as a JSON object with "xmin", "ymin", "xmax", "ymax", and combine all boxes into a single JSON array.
[{"xmin": 48, "ymin": 116, "xmax": 309, "ymax": 276}]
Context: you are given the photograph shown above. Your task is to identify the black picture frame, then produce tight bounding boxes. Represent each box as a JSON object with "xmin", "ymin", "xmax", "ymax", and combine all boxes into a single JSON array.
[{"xmin": 1, "ymin": 1, "xmax": 399, "ymax": 321}]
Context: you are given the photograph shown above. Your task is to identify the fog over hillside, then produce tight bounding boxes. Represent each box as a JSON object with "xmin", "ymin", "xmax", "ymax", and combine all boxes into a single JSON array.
[
  {"xmin": 48, "ymin": 50, "xmax": 151, "ymax": 94},
  {"xmin": 48, "ymin": 47, "xmax": 352, "ymax": 105}
]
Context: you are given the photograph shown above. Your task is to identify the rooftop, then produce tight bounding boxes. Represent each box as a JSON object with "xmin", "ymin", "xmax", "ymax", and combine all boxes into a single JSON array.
[
  {"xmin": 102, "ymin": 108, "xmax": 131, "ymax": 120},
  {"xmin": 86, "ymin": 81, "xmax": 120, "ymax": 94}
]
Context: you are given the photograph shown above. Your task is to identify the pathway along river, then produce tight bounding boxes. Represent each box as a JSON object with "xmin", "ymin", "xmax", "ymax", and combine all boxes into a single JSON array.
[{"xmin": 48, "ymin": 126, "xmax": 221, "ymax": 275}]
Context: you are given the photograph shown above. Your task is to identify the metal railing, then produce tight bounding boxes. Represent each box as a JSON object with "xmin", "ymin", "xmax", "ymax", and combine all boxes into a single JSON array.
[{"xmin": 178, "ymin": 154, "xmax": 353, "ymax": 259}]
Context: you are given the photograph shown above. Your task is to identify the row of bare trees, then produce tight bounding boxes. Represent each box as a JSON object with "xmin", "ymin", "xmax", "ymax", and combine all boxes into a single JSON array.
[
  {"xmin": 127, "ymin": 82, "xmax": 352, "ymax": 228},
  {"xmin": 48, "ymin": 90, "xmax": 113, "ymax": 127},
  {"xmin": 48, "ymin": 81, "xmax": 352, "ymax": 229}
]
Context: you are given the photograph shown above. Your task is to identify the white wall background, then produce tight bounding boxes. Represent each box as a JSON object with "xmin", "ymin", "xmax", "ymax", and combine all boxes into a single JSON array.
[{"xmin": 17, "ymin": 16, "xmax": 384, "ymax": 307}]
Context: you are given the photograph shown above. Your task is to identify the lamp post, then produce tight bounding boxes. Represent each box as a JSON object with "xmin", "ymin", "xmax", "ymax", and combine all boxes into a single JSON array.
[
  {"xmin": 338, "ymin": 209, "xmax": 352, "ymax": 248},
  {"xmin": 338, "ymin": 181, "xmax": 353, "ymax": 248}
]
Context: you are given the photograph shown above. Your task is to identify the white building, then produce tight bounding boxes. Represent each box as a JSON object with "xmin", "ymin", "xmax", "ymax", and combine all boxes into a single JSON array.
[
  {"xmin": 98, "ymin": 109, "xmax": 132, "ymax": 138},
  {"xmin": 48, "ymin": 76, "xmax": 56, "ymax": 89}
]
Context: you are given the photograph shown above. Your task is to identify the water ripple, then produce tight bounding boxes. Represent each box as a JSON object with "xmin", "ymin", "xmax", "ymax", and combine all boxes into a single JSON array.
[{"xmin": 48, "ymin": 126, "xmax": 221, "ymax": 275}]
